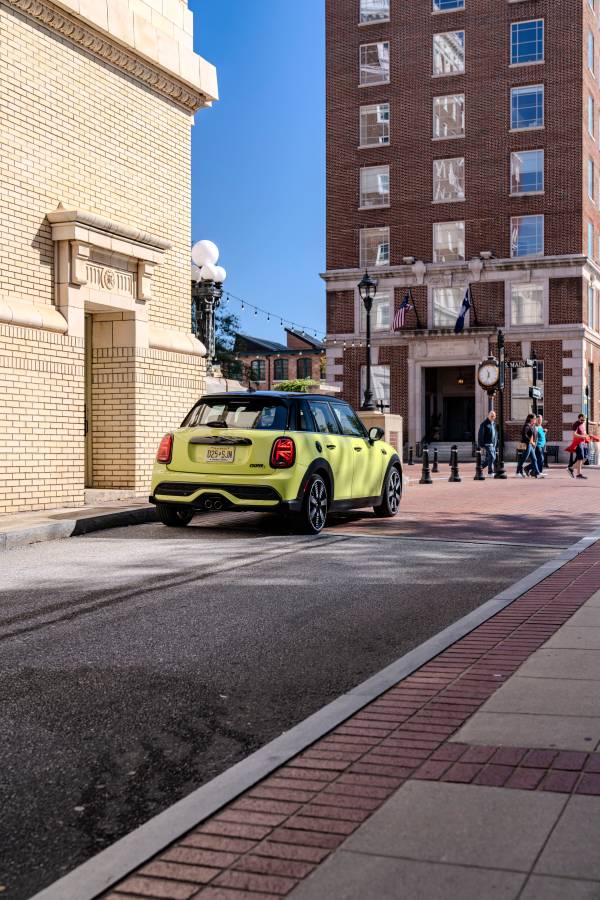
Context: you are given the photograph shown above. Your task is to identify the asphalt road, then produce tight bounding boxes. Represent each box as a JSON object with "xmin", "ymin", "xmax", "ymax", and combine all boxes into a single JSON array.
[{"xmin": 0, "ymin": 518, "xmax": 558, "ymax": 898}]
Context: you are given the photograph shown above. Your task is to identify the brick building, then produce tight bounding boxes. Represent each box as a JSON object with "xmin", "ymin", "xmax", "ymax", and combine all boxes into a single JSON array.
[
  {"xmin": 325, "ymin": 0, "xmax": 600, "ymax": 455},
  {"xmin": 0, "ymin": 0, "xmax": 217, "ymax": 513},
  {"xmin": 233, "ymin": 329, "xmax": 325, "ymax": 388}
]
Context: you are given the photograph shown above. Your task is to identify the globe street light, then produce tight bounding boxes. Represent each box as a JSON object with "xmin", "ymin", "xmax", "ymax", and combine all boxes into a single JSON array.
[
  {"xmin": 191, "ymin": 240, "xmax": 227, "ymax": 376},
  {"xmin": 358, "ymin": 269, "xmax": 378, "ymax": 411}
]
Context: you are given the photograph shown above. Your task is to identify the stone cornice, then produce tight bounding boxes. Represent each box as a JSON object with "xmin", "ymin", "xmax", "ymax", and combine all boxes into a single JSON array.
[
  {"xmin": 47, "ymin": 208, "xmax": 172, "ymax": 252},
  {"xmin": 4, "ymin": 0, "xmax": 209, "ymax": 112}
]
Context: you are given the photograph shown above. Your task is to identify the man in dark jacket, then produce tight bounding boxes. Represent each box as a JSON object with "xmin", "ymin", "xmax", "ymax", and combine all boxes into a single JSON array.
[{"xmin": 477, "ymin": 410, "xmax": 498, "ymax": 476}]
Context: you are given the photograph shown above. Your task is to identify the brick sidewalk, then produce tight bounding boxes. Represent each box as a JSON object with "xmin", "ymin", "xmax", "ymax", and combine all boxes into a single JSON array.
[{"xmin": 104, "ymin": 538, "xmax": 600, "ymax": 899}]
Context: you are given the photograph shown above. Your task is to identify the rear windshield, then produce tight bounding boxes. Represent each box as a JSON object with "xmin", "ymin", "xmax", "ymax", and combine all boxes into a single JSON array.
[{"xmin": 182, "ymin": 398, "xmax": 289, "ymax": 430}]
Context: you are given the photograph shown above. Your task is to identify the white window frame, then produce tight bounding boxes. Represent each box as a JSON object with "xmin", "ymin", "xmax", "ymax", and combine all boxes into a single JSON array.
[
  {"xmin": 510, "ymin": 149, "xmax": 544, "ymax": 195},
  {"xmin": 589, "ymin": 221, "xmax": 595, "ymax": 258},
  {"xmin": 432, "ymin": 94, "xmax": 465, "ymax": 139},
  {"xmin": 433, "ymin": 157, "xmax": 465, "ymax": 202},
  {"xmin": 359, "ymin": 0, "xmax": 390, "ymax": 24},
  {"xmin": 432, "ymin": 31, "xmax": 465, "ymax": 76},
  {"xmin": 510, "ymin": 84, "xmax": 544, "ymax": 131},
  {"xmin": 432, "ymin": 0, "xmax": 465, "ymax": 12},
  {"xmin": 360, "ymin": 365, "xmax": 390, "ymax": 411},
  {"xmin": 359, "ymin": 226, "xmax": 390, "ymax": 268},
  {"xmin": 359, "ymin": 103, "xmax": 390, "ymax": 147},
  {"xmin": 511, "ymin": 365, "xmax": 544, "ymax": 421},
  {"xmin": 359, "ymin": 165, "xmax": 390, "ymax": 209},
  {"xmin": 589, "ymin": 30, "xmax": 595, "ymax": 74},
  {"xmin": 433, "ymin": 220, "xmax": 465, "ymax": 262},
  {"xmin": 430, "ymin": 286, "xmax": 466, "ymax": 328},
  {"xmin": 510, "ymin": 215, "xmax": 544, "ymax": 258},
  {"xmin": 360, "ymin": 291, "xmax": 391, "ymax": 332},
  {"xmin": 359, "ymin": 42, "xmax": 390, "ymax": 86},
  {"xmin": 509, "ymin": 283, "xmax": 544, "ymax": 327},
  {"xmin": 510, "ymin": 19, "xmax": 544, "ymax": 67},
  {"xmin": 590, "ymin": 95, "xmax": 596, "ymax": 138},
  {"xmin": 589, "ymin": 159, "xmax": 595, "ymax": 200}
]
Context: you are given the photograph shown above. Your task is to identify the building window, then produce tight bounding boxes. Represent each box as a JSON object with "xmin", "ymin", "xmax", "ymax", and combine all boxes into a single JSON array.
[
  {"xmin": 589, "ymin": 285, "xmax": 595, "ymax": 327},
  {"xmin": 360, "ymin": 227, "xmax": 390, "ymax": 267},
  {"xmin": 250, "ymin": 359, "xmax": 266, "ymax": 383},
  {"xmin": 433, "ymin": 94, "xmax": 465, "ymax": 138},
  {"xmin": 360, "ymin": 42, "xmax": 390, "ymax": 85},
  {"xmin": 588, "ymin": 221, "xmax": 595, "ymax": 258},
  {"xmin": 433, "ymin": 157, "xmax": 465, "ymax": 202},
  {"xmin": 361, "ymin": 365, "xmax": 390, "ymax": 410},
  {"xmin": 360, "ymin": 0, "xmax": 389, "ymax": 22},
  {"xmin": 361, "ymin": 291, "xmax": 391, "ymax": 331},
  {"xmin": 511, "ymin": 215, "xmax": 544, "ymax": 257},
  {"xmin": 360, "ymin": 165, "xmax": 390, "ymax": 207},
  {"xmin": 433, "ymin": 0, "xmax": 464, "ymax": 10},
  {"xmin": 360, "ymin": 103, "xmax": 390, "ymax": 146},
  {"xmin": 433, "ymin": 220, "xmax": 465, "ymax": 261},
  {"xmin": 273, "ymin": 357, "xmax": 288, "ymax": 381},
  {"xmin": 587, "ymin": 362, "xmax": 594, "ymax": 418},
  {"xmin": 297, "ymin": 357, "xmax": 312, "ymax": 379},
  {"xmin": 511, "ymin": 85, "xmax": 544, "ymax": 130},
  {"xmin": 589, "ymin": 31, "xmax": 595, "ymax": 73},
  {"xmin": 510, "ymin": 149, "xmax": 544, "ymax": 194},
  {"xmin": 590, "ymin": 95, "xmax": 595, "ymax": 137},
  {"xmin": 589, "ymin": 159, "xmax": 595, "ymax": 200},
  {"xmin": 510, "ymin": 283, "xmax": 544, "ymax": 326},
  {"xmin": 433, "ymin": 31, "xmax": 465, "ymax": 75},
  {"xmin": 510, "ymin": 20, "xmax": 544, "ymax": 65},
  {"xmin": 432, "ymin": 287, "xmax": 464, "ymax": 327},
  {"xmin": 511, "ymin": 365, "xmax": 544, "ymax": 420}
]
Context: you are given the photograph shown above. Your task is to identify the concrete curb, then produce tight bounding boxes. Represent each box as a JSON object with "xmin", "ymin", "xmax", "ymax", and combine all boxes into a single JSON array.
[
  {"xmin": 0, "ymin": 506, "xmax": 157, "ymax": 551},
  {"xmin": 29, "ymin": 527, "xmax": 600, "ymax": 900}
]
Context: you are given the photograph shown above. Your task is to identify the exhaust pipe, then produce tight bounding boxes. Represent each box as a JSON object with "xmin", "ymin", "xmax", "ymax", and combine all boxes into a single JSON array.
[
  {"xmin": 213, "ymin": 499, "xmax": 223, "ymax": 510},
  {"xmin": 204, "ymin": 499, "xmax": 213, "ymax": 509}
]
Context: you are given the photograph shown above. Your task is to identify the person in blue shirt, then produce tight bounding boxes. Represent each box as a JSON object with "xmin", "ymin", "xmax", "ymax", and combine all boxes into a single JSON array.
[
  {"xmin": 534, "ymin": 415, "xmax": 547, "ymax": 475},
  {"xmin": 477, "ymin": 410, "xmax": 498, "ymax": 476}
]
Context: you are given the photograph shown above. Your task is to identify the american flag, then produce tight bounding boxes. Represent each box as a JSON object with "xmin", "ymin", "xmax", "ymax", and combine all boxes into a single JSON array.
[{"xmin": 393, "ymin": 292, "xmax": 412, "ymax": 330}]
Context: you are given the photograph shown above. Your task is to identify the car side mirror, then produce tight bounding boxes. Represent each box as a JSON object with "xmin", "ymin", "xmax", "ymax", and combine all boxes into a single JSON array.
[{"xmin": 369, "ymin": 426, "xmax": 384, "ymax": 443}]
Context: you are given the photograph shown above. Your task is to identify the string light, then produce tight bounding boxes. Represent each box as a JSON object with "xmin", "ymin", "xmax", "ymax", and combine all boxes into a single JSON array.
[{"xmin": 223, "ymin": 291, "xmax": 325, "ymax": 340}]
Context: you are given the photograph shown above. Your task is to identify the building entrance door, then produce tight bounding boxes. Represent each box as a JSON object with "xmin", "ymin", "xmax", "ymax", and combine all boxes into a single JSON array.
[
  {"xmin": 443, "ymin": 396, "xmax": 475, "ymax": 442},
  {"xmin": 84, "ymin": 314, "xmax": 93, "ymax": 487}
]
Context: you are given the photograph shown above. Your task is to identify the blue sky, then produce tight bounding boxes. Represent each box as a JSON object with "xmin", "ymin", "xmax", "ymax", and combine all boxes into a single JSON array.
[{"xmin": 189, "ymin": 0, "xmax": 325, "ymax": 342}]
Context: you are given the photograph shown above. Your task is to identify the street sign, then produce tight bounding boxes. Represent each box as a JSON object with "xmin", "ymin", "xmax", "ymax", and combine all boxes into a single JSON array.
[{"xmin": 529, "ymin": 386, "xmax": 542, "ymax": 400}]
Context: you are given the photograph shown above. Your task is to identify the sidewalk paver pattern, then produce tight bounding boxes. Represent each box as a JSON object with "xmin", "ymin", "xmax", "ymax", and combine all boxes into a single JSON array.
[{"xmin": 106, "ymin": 536, "xmax": 600, "ymax": 900}]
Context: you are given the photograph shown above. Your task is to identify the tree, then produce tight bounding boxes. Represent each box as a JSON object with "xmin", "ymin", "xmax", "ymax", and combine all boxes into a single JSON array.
[{"xmin": 215, "ymin": 309, "xmax": 242, "ymax": 378}]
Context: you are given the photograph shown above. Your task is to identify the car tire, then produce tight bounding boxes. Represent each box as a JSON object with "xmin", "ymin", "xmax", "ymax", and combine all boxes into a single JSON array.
[
  {"xmin": 373, "ymin": 465, "xmax": 402, "ymax": 518},
  {"xmin": 294, "ymin": 474, "xmax": 328, "ymax": 534},
  {"xmin": 155, "ymin": 502, "xmax": 194, "ymax": 527}
]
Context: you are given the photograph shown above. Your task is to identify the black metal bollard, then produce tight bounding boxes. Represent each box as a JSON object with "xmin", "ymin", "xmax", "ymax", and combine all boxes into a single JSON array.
[
  {"xmin": 408, "ymin": 446, "xmax": 414, "ymax": 465},
  {"xmin": 419, "ymin": 448, "xmax": 433, "ymax": 484},
  {"xmin": 432, "ymin": 447, "xmax": 439, "ymax": 473},
  {"xmin": 449, "ymin": 447, "xmax": 462, "ymax": 482},
  {"xmin": 474, "ymin": 448, "xmax": 486, "ymax": 481},
  {"xmin": 449, "ymin": 443, "xmax": 457, "ymax": 467}
]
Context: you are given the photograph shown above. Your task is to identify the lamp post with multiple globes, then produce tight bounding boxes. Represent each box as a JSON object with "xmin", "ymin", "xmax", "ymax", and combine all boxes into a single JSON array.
[{"xmin": 191, "ymin": 240, "xmax": 227, "ymax": 377}]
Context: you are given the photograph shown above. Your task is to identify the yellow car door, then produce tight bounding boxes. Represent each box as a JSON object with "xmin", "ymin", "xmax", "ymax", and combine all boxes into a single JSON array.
[
  {"xmin": 306, "ymin": 399, "xmax": 353, "ymax": 499},
  {"xmin": 331, "ymin": 401, "xmax": 383, "ymax": 499}
]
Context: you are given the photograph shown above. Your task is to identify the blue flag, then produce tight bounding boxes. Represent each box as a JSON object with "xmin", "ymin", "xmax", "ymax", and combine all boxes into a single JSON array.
[{"xmin": 454, "ymin": 286, "xmax": 472, "ymax": 335}]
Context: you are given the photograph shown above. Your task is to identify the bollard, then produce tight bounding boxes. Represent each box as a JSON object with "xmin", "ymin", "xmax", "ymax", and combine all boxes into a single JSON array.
[
  {"xmin": 408, "ymin": 446, "xmax": 414, "ymax": 466},
  {"xmin": 474, "ymin": 448, "xmax": 486, "ymax": 481},
  {"xmin": 419, "ymin": 448, "xmax": 433, "ymax": 484},
  {"xmin": 432, "ymin": 447, "xmax": 439, "ymax": 473},
  {"xmin": 449, "ymin": 443, "xmax": 457, "ymax": 467},
  {"xmin": 448, "ymin": 447, "xmax": 462, "ymax": 482}
]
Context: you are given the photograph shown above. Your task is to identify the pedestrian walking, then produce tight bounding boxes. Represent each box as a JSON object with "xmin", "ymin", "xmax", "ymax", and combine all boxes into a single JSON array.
[
  {"xmin": 477, "ymin": 410, "xmax": 498, "ymax": 476},
  {"xmin": 567, "ymin": 414, "xmax": 587, "ymax": 477},
  {"xmin": 524, "ymin": 416, "xmax": 540, "ymax": 477},
  {"xmin": 534, "ymin": 415, "xmax": 547, "ymax": 475},
  {"xmin": 516, "ymin": 413, "xmax": 542, "ymax": 478}
]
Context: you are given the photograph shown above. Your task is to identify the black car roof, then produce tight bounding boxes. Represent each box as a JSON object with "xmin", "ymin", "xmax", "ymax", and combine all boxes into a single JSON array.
[{"xmin": 200, "ymin": 391, "xmax": 341, "ymax": 402}]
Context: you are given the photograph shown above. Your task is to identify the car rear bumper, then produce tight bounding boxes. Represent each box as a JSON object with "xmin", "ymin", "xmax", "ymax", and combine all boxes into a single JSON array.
[{"xmin": 149, "ymin": 481, "xmax": 303, "ymax": 513}]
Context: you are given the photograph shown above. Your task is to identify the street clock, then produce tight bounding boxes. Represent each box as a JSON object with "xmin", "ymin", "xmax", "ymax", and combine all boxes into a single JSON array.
[{"xmin": 477, "ymin": 357, "xmax": 500, "ymax": 392}]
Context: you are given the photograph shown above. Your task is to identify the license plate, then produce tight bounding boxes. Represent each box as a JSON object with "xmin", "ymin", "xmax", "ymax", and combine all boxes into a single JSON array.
[{"xmin": 206, "ymin": 447, "xmax": 235, "ymax": 463}]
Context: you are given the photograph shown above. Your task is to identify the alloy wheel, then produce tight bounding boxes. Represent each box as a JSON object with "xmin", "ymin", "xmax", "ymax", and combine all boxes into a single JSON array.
[
  {"xmin": 387, "ymin": 469, "xmax": 401, "ymax": 513},
  {"xmin": 308, "ymin": 478, "xmax": 327, "ymax": 531}
]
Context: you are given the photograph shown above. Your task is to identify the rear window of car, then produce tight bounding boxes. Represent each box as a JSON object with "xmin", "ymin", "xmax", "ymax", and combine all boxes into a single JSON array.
[{"xmin": 182, "ymin": 398, "xmax": 289, "ymax": 430}]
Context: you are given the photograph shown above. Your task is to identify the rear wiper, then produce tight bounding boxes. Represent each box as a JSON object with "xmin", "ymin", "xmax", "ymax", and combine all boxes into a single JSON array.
[{"xmin": 203, "ymin": 420, "xmax": 228, "ymax": 428}]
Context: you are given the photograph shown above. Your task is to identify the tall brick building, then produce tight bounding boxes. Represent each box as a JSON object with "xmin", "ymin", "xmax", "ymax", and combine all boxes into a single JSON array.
[
  {"xmin": 0, "ymin": 0, "xmax": 217, "ymax": 513},
  {"xmin": 325, "ymin": 0, "xmax": 600, "ymax": 454}
]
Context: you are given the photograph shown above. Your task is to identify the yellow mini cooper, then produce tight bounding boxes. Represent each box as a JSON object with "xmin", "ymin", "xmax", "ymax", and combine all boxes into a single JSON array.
[{"xmin": 150, "ymin": 391, "xmax": 402, "ymax": 534}]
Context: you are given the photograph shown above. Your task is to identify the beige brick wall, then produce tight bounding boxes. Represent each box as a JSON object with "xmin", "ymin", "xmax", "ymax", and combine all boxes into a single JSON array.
[
  {"xmin": 0, "ymin": 323, "xmax": 85, "ymax": 513},
  {"xmin": 0, "ymin": 4, "xmax": 191, "ymax": 333}
]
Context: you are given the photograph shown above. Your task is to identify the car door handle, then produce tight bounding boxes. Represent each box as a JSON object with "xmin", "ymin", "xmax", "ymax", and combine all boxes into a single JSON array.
[
  {"xmin": 354, "ymin": 446, "xmax": 363, "ymax": 452},
  {"xmin": 326, "ymin": 444, "xmax": 336, "ymax": 449}
]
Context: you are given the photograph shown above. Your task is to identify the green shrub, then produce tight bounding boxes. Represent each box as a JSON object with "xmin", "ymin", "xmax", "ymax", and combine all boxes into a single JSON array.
[{"xmin": 276, "ymin": 378, "xmax": 317, "ymax": 393}]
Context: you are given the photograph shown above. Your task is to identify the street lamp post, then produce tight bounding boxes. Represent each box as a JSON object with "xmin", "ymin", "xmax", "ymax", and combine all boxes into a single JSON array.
[
  {"xmin": 358, "ymin": 270, "xmax": 378, "ymax": 411},
  {"xmin": 191, "ymin": 240, "xmax": 227, "ymax": 377},
  {"xmin": 494, "ymin": 328, "xmax": 508, "ymax": 479}
]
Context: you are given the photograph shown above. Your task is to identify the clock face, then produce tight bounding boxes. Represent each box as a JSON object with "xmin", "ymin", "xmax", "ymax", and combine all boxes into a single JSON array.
[{"xmin": 478, "ymin": 362, "xmax": 500, "ymax": 387}]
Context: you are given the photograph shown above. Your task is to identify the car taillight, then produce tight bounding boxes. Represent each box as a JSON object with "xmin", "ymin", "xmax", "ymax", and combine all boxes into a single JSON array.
[
  {"xmin": 156, "ymin": 433, "xmax": 173, "ymax": 464},
  {"xmin": 270, "ymin": 436, "xmax": 296, "ymax": 469}
]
